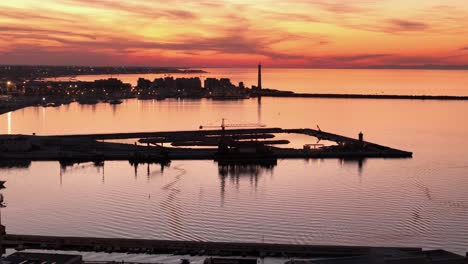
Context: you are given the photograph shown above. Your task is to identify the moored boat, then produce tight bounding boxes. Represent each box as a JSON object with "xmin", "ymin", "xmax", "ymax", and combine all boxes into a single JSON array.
[{"xmin": 109, "ymin": 99, "xmax": 123, "ymax": 105}]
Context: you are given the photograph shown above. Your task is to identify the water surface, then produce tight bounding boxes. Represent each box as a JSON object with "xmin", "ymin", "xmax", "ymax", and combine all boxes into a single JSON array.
[{"xmin": 1, "ymin": 97, "xmax": 468, "ymax": 254}]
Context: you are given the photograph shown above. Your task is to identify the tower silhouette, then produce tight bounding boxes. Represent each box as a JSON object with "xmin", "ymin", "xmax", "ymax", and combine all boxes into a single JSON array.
[{"xmin": 257, "ymin": 63, "xmax": 262, "ymax": 90}]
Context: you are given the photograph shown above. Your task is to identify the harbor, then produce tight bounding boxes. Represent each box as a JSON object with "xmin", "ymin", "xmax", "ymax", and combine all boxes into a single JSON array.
[
  {"xmin": 2, "ymin": 0, "xmax": 468, "ymax": 262},
  {"xmin": 0, "ymin": 126, "xmax": 412, "ymax": 164}
]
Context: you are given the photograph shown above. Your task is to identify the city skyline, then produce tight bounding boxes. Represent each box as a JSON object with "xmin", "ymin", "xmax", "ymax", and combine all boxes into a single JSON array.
[{"xmin": 1, "ymin": 0, "xmax": 468, "ymax": 68}]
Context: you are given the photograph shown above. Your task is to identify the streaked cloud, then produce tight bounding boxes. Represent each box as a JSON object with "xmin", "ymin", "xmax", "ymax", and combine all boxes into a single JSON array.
[
  {"xmin": 385, "ymin": 19, "xmax": 429, "ymax": 32},
  {"xmin": 0, "ymin": 0, "xmax": 468, "ymax": 67},
  {"xmin": 58, "ymin": 0, "xmax": 199, "ymax": 20}
]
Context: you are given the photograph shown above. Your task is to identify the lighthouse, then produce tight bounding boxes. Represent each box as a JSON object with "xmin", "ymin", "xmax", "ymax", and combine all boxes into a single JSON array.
[{"xmin": 257, "ymin": 63, "xmax": 262, "ymax": 90}]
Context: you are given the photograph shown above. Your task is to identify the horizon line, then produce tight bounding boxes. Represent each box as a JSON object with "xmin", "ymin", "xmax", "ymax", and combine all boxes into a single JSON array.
[{"xmin": 2, "ymin": 64, "xmax": 468, "ymax": 70}]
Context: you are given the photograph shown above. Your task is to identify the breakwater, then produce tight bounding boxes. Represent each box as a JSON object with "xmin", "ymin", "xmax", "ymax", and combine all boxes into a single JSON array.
[
  {"xmin": 261, "ymin": 91, "xmax": 468, "ymax": 100},
  {"xmin": 0, "ymin": 127, "xmax": 412, "ymax": 163},
  {"xmin": 2, "ymin": 234, "xmax": 422, "ymax": 258}
]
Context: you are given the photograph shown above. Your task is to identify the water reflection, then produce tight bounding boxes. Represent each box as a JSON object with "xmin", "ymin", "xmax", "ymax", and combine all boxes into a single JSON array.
[
  {"xmin": 129, "ymin": 160, "xmax": 171, "ymax": 180},
  {"xmin": 59, "ymin": 160, "xmax": 105, "ymax": 184},
  {"xmin": 218, "ymin": 159, "xmax": 277, "ymax": 178},
  {"xmin": 111, "ymin": 104, "xmax": 117, "ymax": 116},
  {"xmin": 160, "ymin": 165, "xmax": 187, "ymax": 240},
  {"xmin": 56, "ymin": 160, "xmax": 173, "ymax": 186},
  {"xmin": 339, "ymin": 158, "xmax": 366, "ymax": 175},
  {"xmin": 59, "ymin": 160, "xmax": 104, "ymax": 171},
  {"xmin": 217, "ymin": 159, "xmax": 277, "ymax": 205}
]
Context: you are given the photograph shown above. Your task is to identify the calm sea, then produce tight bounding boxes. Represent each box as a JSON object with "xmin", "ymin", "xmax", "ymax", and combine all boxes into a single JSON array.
[
  {"xmin": 2, "ymin": 69, "xmax": 468, "ymax": 255},
  {"xmin": 52, "ymin": 68, "xmax": 468, "ymax": 96}
]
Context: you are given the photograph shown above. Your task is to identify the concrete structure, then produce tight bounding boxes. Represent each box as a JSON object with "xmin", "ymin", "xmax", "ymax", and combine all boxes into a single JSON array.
[
  {"xmin": 0, "ymin": 137, "xmax": 32, "ymax": 152},
  {"xmin": 0, "ymin": 127, "xmax": 413, "ymax": 162},
  {"xmin": 204, "ymin": 258, "xmax": 257, "ymax": 264},
  {"xmin": 1, "ymin": 234, "xmax": 421, "ymax": 258},
  {"xmin": 286, "ymin": 249, "xmax": 468, "ymax": 263},
  {"xmin": 3, "ymin": 252, "xmax": 82, "ymax": 264}
]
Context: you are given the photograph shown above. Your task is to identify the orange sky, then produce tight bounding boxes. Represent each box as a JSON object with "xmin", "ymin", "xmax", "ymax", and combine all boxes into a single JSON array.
[{"xmin": 1, "ymin": 0, "xmax": 468, "ymax": 68}]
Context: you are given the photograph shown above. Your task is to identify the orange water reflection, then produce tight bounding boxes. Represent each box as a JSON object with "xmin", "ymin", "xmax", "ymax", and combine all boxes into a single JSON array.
[{"xmin": 1, "ymin": 93, "xmax": 468, "ymax": 254}]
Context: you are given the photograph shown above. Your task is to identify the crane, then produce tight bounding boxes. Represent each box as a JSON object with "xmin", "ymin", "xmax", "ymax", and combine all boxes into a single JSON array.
[{"xmin": 199, "ymin": 118, "xmax": 265, "ymax": 131}]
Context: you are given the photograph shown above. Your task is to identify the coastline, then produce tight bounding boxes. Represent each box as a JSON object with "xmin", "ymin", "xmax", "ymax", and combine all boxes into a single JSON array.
[{"xmin": 3, "ymin": 91, "xmax": 468, "ymax": 117}]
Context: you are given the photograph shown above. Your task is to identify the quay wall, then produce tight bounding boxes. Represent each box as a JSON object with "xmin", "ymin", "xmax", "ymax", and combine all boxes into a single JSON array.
[
  {"xmin": 263, "ymin": 92, "xmax": 468, "ymax": 101},
  {"xmin": 2, "ymin": 234, "xmax": 422, "ymax": 258}
]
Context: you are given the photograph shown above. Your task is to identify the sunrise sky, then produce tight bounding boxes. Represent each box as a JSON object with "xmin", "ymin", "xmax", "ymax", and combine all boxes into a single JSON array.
[{"xmin": 1, "ymin": 0, "xmax": 468, "ymax": 68}]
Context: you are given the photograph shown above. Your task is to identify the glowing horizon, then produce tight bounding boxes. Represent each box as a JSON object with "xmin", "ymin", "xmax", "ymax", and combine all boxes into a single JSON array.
[{"xmin": 1, "ymin": 0, "xmax": 468, "ymax": 68}]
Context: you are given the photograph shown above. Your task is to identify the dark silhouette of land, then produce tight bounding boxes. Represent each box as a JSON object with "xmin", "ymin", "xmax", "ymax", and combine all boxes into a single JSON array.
[
  {"xmin": 0, "ymin": 127, "xmax": 412, "ymax": 164},
  {"xmin": 0, "ymin": 65, "xmax": 205, "ymax": 81}
]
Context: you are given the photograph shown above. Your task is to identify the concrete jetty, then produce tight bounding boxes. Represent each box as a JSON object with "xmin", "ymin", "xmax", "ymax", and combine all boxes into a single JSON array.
[
  {"xmin": 260, "ymin": 90, "xmax": 468, "ymax": 101},
  {"xmin": 1, "ymin": 234, "xmax": 422, "ymax": 258},
  {"xmin": 0, "ymin": 127, "xmax": 412, "ymax": 163},
  {"xmin": 2, "ymin": 234, "xmax": 467, "ymax": 263}
]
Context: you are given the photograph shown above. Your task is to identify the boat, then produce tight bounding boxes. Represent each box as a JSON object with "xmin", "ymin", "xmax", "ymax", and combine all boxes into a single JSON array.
[
  {"xmin": 137, "ymin": 94, "xmax": 154, "ymax": 100},
  {"xmin": 0, "ymin": 180, "xmax": 5, "ymax": 188},
  {"xmin": 77, "ymin": 98, "xmax": 99, "ymax": 105},
  {"xmin": 109, "ymin": 99, "xmax": 123, "ymax": 105},
  {"xmin": 211, "ymin": 95, "xmax": 249, "ymax": 100},
  {"xmin": 41, "ymin": 102, "xmax": 61, "ymax": 107},
  {"xmin": 214, "ymin": 140, "xmax": 276, "ymax": 162}
]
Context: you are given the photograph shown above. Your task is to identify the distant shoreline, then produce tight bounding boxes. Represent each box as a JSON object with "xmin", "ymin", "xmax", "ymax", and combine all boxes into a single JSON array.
[
  {"xmin": 45, "ymin": 69, "xmax": 208, "ymax": 79},
  {"xmin": 0, "ymin": 65, "xmax": 207, "ymax": 81},
  {"xmin": 3, "ymin": 92, "xmax": 468, "ymax": 117}
]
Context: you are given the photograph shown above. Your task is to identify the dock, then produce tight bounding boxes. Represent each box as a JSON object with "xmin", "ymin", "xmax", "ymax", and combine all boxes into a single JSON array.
[
  {"xmin": 2, "ymin": 234, "xmax": 467, "ymax": 263},
  {"xmin": 1, "ymin": 234, "xmax": 421, "ymax": 258},
  {"xmin": 0, "ymin": 127, "xmax": 412, "ymax": 163}
]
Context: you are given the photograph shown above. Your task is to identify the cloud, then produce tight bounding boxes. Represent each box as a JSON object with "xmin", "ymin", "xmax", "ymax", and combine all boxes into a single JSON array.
[
  {"xmin": 326, "ymin": 54, "xmax": 391, "ymax": 62},
  {"xmin": 0, "ymin": 43, "xmax": 463, "ymax": 69},
  {"xmin": 265, "ymin": 11, "xmax": 320, "ymax": 23},
  {"xmin": 317, "ymin": 2, "xmax": 365, "ymax": 13},
  {"xmin": 385, "ymin": 19, "xmax": 429, "ymax": 32},
  {"xmin": 0, "ymin": 45, "xmax": 123, "ymax": 66},
  {"xmin": 343, "ymin": 18, "xmax": 431, "ymax": 34},
  {"xmin": 0, "ymin": 11, "xmax": 324, "ymax": 62},
  {"xmin": 381, "ymin": 55, "xmax": 447, "ymax": 65},
  {"xmin": 0, "ymin": 0, "xmax": 467, "ymax": 68},
  {"xmin": 0, "ymin": 26, "xmax": 97, "ymax": 40},
  {"xmin": 297, "ymin": 0, "xmax": 373, "ymax": 14},
  {"xmin": 60, "ymin": 0, "xmax": 198, "ymax": 20},
  {"xmin": 0, "ymin": 7, "xmax": 76, "ymax": 23}
]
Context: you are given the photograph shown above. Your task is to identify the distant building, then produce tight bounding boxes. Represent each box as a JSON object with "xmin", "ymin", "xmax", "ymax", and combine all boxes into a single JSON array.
[
  {"xmin": 204, "ymin": 78, "xmax": 246, "ymax": 99},
  {"xmin": 176, "ymin": 77, "xmax": 202, "ymax": 96},
  {"xmin": 136, "ymin": 78, "xmax": 152, "ymax": 90},
  {"xmin": 204, "ymin": 78, "xmax": 220, "ymax": 91}
]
